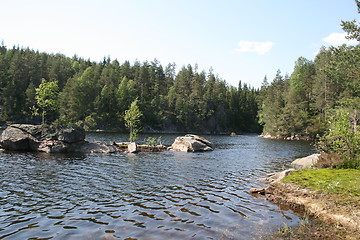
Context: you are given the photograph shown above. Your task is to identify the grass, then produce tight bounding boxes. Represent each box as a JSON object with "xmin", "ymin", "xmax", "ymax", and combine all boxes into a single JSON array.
[
  {"xmin": 262, "ymin": 168, "xmax": 360, "ymax": 239},
  {"xmin": 283, "ymin": 168, "xmax": 360, "ymax": 196},
  {"xmin": 264, "ymin": 220, "xmax": 349, "ymax": 240}
]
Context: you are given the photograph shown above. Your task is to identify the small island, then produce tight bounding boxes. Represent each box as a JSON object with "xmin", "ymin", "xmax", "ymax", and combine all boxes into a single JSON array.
[{"xmin": 0, "ymin": 124, "xmax": 213, "ymax": 154}]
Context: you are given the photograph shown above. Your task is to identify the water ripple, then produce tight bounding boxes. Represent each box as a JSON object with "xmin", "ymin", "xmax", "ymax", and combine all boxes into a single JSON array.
[{"xmin": 0, "ymin": 134, "xmax": 314, "ymax": 239}]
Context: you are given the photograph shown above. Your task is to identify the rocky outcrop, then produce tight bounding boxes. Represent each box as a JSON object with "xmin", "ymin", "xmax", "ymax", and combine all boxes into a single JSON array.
[
  {"xmin": 0, "ymin": 124, "xmax": 116, "ymax": 153},
  {"xmin": 169, "ymin": 134, "xmax": 213, "ymax": 152}
]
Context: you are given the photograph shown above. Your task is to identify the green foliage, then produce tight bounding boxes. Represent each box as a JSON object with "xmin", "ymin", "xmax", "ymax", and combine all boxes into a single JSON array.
[
  {"xmin": 316, "ymin": 108, "xmax": 360, "ymax": 169},
  {"xmin": 258, "ymin": 1, "xmax": 360, "ymax": 141},
  {"xmin": 258, "ymin": 70, "xmax": 288, "ymax": 136},
  {"xmin": 144, "ymin": 136, "xmax": 162, "ymax": 146},
  {"xmin": 259, "ymin": 45, "xmax": 359, "ymax": 140},
  {"xmin": 84, "ymin": 115, "xmax": 97, "ymax": 131},
  {"xmin": 341, "ymin": 0, "xmax": 360, "ymax": 41},
  {"xmin": 284, "ymin": 168, "xmax": 360, "ymax": 196},
  {"xmin": 124, "ymin": 99, "xmax": 143, "ymax": 142},
  {"xmin": 33, "ymin": 78, "xmax": 60, "ymax": 124},
  {"xmin": 0, "ymin": 44, "xmax": 260, "ymax": 133}
]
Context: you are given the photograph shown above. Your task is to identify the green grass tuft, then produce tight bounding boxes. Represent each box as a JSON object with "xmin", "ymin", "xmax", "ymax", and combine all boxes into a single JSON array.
[{"xmin": 283, "ymin": 168, "xmax": 360, "ymax": 196}]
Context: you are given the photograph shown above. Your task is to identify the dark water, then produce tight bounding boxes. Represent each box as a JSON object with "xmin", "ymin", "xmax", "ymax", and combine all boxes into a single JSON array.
[{"xmin": 0, "ymin": 133, "xmax": 314, "ymax": 239}]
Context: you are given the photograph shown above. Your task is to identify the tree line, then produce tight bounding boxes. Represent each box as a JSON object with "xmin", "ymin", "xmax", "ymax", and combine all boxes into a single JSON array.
[
  {"xmin": 0, "ymin": 1, "xmax": 358, "ymax": 146},
  {"xmin": 0, "ymin": 41, "xmax": 357, "ymax": 137},
  {"xmin": 0, "ymin": 44, "xmax": 260, "ymax": 133},
  {"xmin": 258, "ymin": 44, "xmax": 359, "ymax": 140},
  {"xmin": 258, "ymin": 0, "xmax": 359, "ymax": 168}
]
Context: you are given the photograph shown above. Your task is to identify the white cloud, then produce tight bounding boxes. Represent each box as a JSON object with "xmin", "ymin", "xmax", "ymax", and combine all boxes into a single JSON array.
[
  {"xmin": 323, "ymin": 32, "xmax": 358, "ymax": 46},
  {"xmin": 236, "ymin": 41, "xmax": 274, "ymax": 55}
]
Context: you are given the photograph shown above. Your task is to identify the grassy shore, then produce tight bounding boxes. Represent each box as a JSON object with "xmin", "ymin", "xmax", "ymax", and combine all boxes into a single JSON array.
[{"xmin": 263, "ymin": 168, "xmax": 360, "ymax": 240}]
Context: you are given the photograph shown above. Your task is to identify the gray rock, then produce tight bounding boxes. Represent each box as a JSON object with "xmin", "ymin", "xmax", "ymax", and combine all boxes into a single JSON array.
[
  {"xmin": 258, "ymin": 169, "xmax": 296, "ymax": 184},
  {"xmin": 38, "ymin": 140, "xmax": 69, "ymax": 153},
  {"xmin": 292, "ymin": 154, "xmax": 320, "ymax": 168},
  {"xmin": 170, "ymin": 134, "xmax": 213, "ymax": 152},
  {"xmin": 127, "ymin": 142, "xmax": 138, "ymax": 153},
  {"xmin": 58, "ymin": 126, "xmax": 85, "ymax": 143},
  {"xmin": 0, "ymin": 124, "xmax": 114, "ymax": 153},
  {"xmin": 68, "ymin": 141, "xmax": 118, "ymax": 153},
  {"xmin": 0, "ymin": 126, "xmax": 33, "ymax": 151}
]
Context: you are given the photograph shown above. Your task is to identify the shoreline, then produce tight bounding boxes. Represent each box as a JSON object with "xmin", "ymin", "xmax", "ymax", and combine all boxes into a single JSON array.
[
  {"xmin": 252, "ymin": 166, "xmax": 360, "ymax": 239},
  {"xmin": 266, "ymin": 181, "xmax": 360, "ymax": 231},
  {"xmin": 259, "ymin": 133, "xmax": 314, "ymax": 141}
]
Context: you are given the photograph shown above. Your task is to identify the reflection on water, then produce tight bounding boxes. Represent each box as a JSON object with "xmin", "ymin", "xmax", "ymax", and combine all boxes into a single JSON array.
[{"xmin": 0, "ymin": 134, "xmax": 314, "ymax": 239}]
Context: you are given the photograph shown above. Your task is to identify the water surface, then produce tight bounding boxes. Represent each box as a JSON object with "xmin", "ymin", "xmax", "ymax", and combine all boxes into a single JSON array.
[{"xmin": 0, "ymin": 133, "xmax": 314, "ymax": 239}]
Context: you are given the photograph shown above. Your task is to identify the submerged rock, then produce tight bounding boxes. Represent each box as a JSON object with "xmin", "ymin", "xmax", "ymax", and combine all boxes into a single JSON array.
[
  {"xmin": 0, "ymin": 124, "xmax": 116, "ymax": 153},
  {"xmin": 170, "ymin": 134, "xmax": 213, "ymax": 152}
]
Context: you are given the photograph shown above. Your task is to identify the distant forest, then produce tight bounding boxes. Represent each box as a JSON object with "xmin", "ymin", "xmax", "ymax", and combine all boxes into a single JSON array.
[
  {"xmin": 0, "ymin": 36, "xmax": 359, "ymax": 137},
  {"xmin": 0, "ymin": 43, "xmax": 260, "ymax": 133}
]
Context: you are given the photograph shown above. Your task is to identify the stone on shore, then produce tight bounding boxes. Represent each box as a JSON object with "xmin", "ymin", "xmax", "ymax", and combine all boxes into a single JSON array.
[
  {"xmin": 170, "ymin": 134, "xmax": 213, "ymax": 152},
  {"xmin": 292, "ymin": 154, "xmax": 320, "ymax": 168},
  {"xmin": 258, "ymin": 169, "xmax": 296, "ymax": 184}
]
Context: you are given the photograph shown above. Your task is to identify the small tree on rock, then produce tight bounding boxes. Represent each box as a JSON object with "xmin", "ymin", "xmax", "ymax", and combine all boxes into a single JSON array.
[
  {"xmin": 124, "ymin": 98, "xmax": 143, "ymax": 142},
  {"xmin": 33, "ymin": 78, "xmax": 60, "ymax": 124}
]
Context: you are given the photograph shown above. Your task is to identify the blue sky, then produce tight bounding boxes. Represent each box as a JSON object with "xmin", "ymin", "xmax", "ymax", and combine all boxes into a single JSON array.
[{"xmin": 1, "ymin": 0, "xmax": 358, "ymax": 88}]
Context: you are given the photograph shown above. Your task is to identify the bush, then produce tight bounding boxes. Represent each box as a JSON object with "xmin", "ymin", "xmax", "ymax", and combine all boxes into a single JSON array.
[
  {"xmin": 316, "ymin": 108, "xmax": 360, "ymax": 169},
  {"xmin": 144, "ymin": 136, "xmax": 162, "ymax": 146}
]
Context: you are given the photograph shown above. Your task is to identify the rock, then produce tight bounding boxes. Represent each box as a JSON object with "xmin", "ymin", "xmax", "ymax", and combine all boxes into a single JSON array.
[
  {"xmin": 58, "ymin": 126, "xmax": 85, "ymax": 143},
  {"xmin": 170, "ymin": 134, "xmax": 213, "ymax": 152},
  {"xmin": 258, "ymin": 169, "xmax": 296, "ymax": 184},
  {"xmin": 127, "ymin": 142, "xmax": 138, "ymax": 153},
  {"xmin": 250, "ymin": 188, "xmax": 266, "ymax": 195},
  {"xmin": 0, "ymin": 124, "xmax": 116, "ymax": 153},
  {"xmin": 68, "ymin": 141, "xmax": 118, "ymax": 153},
  {"xmin": 38, "ymin": 140, "xmax": 69, "ymax": 153},
  {"xmin": 0, "ymin": 125, "xmax": 34, "ymax": 151},
  {"xmin": 292, "ymin": 154, "xmax": 320, "ymax": 168}
]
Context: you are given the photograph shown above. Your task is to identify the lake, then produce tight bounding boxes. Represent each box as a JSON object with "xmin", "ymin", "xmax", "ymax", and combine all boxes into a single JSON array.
[{"xmin": 0, "ymin": 133, "xmax": 315, "ymax": 239}]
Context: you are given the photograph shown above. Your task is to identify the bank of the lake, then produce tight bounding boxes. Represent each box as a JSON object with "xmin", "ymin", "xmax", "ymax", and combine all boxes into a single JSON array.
[{"xmin": 263, "ymin": 168, "xmax": 360, "ymax": 240}]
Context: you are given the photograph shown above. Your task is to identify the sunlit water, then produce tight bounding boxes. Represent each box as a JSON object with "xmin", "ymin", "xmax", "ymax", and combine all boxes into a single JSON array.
[{"xmin": 0, "ymin": 133, "xmax": 315, "ymax": 239}]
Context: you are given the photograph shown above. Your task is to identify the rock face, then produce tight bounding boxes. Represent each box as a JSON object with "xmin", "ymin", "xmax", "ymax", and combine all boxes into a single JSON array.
[
  {"xmin": 170, "ymin": 134, "xmax": 213, "ymax": 152},
  {"xmin": 0, "ymin": 124, "xmax": 116, "ymax": 153}
]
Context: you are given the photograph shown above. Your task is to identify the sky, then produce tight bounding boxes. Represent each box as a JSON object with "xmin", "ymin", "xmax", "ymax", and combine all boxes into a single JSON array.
[{"xmin": 1, "ymin": 0, "xmax": 359, "ymax": 88}]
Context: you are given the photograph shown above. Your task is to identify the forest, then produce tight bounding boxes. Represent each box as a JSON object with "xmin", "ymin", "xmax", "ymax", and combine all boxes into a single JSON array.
[
  {"xmin": 258, "ymin": 44, "xmax": 359, "ymax": 140},
  {"xmin": 0, "ymin": 40, "xmax": 358, "ymax": 137},
  {"xmin": 0, "ymin": 43, "xmax": 259, "ymax": 134},
  {"xmin": 0, "ymin": 2, "xmax": 358, "ymax": 142}
]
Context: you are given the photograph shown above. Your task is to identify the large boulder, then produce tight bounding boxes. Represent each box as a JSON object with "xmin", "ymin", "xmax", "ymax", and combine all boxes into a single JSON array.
[
  {"xmin": 0, "ymin": 124, "xmax": 115, "ymax": 153},
  {"xmin": 170, "ymin": 134, "xmax": 213, "ymax": 152},
  {"xmin": 291, "ymin": 154, "xmax": 320, "ymax": 168},
  {"xmin": 0, "ymin": 125, "xmax": 33, "ymax": 151}
]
